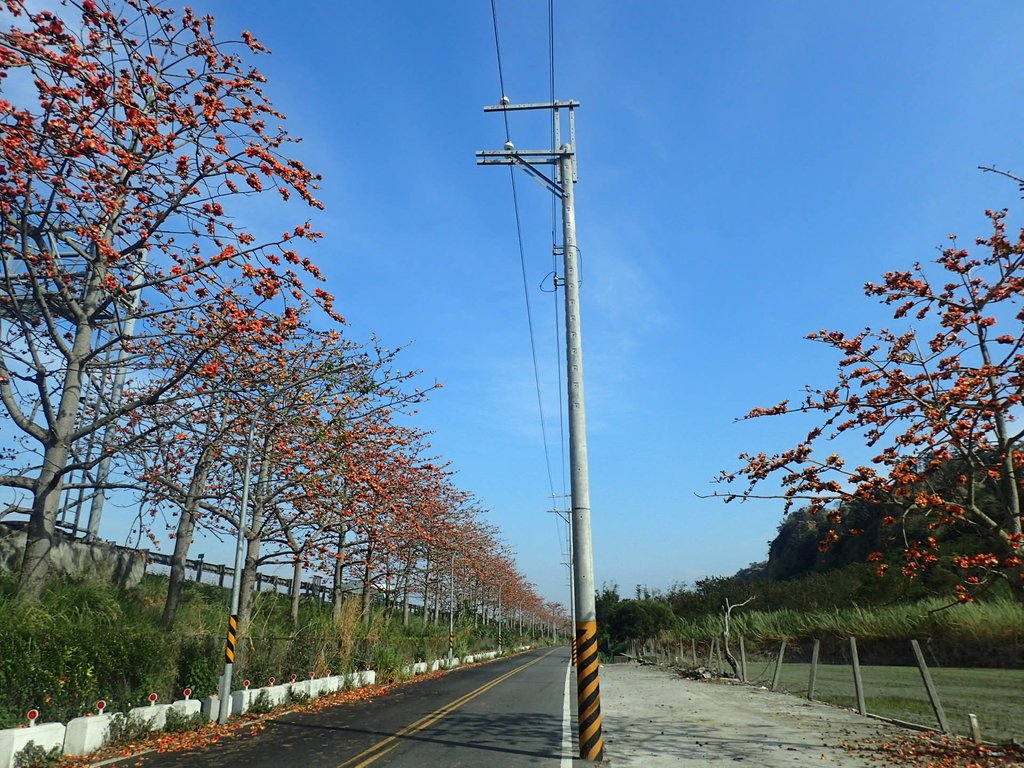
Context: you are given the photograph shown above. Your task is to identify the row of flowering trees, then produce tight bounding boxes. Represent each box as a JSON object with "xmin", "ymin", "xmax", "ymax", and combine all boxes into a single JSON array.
[{"xmin": 0, "ymin": 0, "xmax": 559, "ymax": 634}]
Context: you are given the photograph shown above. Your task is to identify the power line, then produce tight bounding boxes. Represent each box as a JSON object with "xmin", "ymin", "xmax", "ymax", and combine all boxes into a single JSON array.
[
  {"xmin": 489, "ymin": 0, "xmax": 558, "ymax": 501},
  {"xmin": 489, "ymin": 0, "xmax": 511, "ymax": 141},
  {"xmin": 547, "ymin": 0, "xmax": 569, "ymax": 503}
]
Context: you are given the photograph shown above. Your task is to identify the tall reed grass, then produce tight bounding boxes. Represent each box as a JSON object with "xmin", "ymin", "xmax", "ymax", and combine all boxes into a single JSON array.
[{"xmin": 669, "ymin": 598, "xmax": 1024, "ymax": 646}]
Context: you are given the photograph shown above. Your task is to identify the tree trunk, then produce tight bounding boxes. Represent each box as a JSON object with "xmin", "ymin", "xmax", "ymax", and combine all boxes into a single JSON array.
[
  {"xmin": 19, "ymin": 426, "xmax": 79, "ymax": 599},
  {"xmin": 234, "ymin": 534, "xmax": 261, "ymax": 674},
  {"xmin": 235, "ymin": 452, "xmax": 270, "ymax": 672},
  {"xmin": 162, "ymin": 454, "xmax": 210, "ymax": 628},
  {"xmin": 360, "ymin": 541, "xmax": 373, "ymax": 623},
  {"xmin": 18, "ymin": 470, "xmax": 61, "ymax": 601},
  {"xmin": 289, "ymin": 556, "xmax": 302, "ymax": 628},
  {"xmin": 421, "ymin": 552, "xmax": 431, "ymax": 626},
  {"xmin": 401, "ymin": 548, "xmax": 414, "ymax": 626},
  {"xmin": 332, "ymin": 526, "xmax": 347, "ymax": 623},
  {"xmin": 18, "ymin": 279, "xmax": 102, "ymax": 601},
  {"xmin": 161, "ymin": 510, "xmax": 196, "ymax": 629}
]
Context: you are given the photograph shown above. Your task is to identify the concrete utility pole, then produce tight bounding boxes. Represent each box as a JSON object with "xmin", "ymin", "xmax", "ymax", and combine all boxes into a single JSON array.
[
  {"xmin": 548, "ymin": 503, "xmax": 576, "ymax": 664},
  {"xmin": 477, "ymin": 99, "xmax": 603, "ymax": 762},
  {"xmin": 216, "ymin": 371, "xmax": 325, "ymax": 724},
  {"xmin": 448, "ymin": 552, "xmax": 456, "ymax": 665}
]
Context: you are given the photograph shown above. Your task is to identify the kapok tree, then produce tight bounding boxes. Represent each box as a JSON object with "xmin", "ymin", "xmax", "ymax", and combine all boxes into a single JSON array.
[
  {"xmin": 0, "ymin": 0, "xmax": 337, "ymax": 598},
  {"xmin": 128, "ymin": 309, "xmax": 339, "ymax": 627},
  {"xmin": 714, "ymin": 206, "xmax": 1024, "ymax": 602}
]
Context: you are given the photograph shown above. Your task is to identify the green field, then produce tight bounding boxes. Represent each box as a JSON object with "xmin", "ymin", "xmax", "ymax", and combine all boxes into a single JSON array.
[{"xmin": 761, "ymin": 662, "xmax": 1023, "ymax": 744}]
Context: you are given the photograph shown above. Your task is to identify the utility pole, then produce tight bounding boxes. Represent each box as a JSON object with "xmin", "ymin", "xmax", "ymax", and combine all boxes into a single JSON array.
[
  {"xmin": 448, "ymin": 552, "xmax": 456, "ymax": 666},
  {"xmin": 548, "ymin": 503, "xmax": 576, "ymax": 664},
  {"xmin": 477, "ymin": 99, "xmax": 603, "ymax": 762}
]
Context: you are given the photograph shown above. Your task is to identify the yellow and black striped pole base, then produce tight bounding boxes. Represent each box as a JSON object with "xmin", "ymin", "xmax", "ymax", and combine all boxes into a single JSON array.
[
  {"xmin": 576, "ymin": 620, "xmax": 604, "ymax": 761},
  {"xmin": 224, "ymin": 614, "xmax": 238, "ymax": 664},
  {"xmin": 448, "ymin": 632, "xmax": 455, "ymax": 655},
  {"xmin": 571, "ymin": 636, "xmax": 578, "ymax": 665}
]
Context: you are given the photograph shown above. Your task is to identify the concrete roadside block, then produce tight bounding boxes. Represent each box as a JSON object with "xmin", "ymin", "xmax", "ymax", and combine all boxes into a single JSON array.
[
  {"xmin": 127, "ymin": 704, "xmax": 169, "ymax": 731},
  {"xmin": 289, "ymin": 680, "xmax": 313, "ymax": 700},
  {"xmin": 344, "ymin": 670, "xmax": 376, "ymax": 689},
  {"xmin": 63, "ymin": 714, "xmax": 112, "ymax": 756},
  {"xmin": 464, "ymin": 654, "xmax": 474, "ymax": 663},
  {"xmin": 0, "ymin": 722, "xmax": 67, "ymax": 768},
  {"xmin": 169, "ymin": 699, "xmax": 201, "ymax": 718},
  {"xmin": 230, "ymin": 689, "xmax": 255, "ymax": 716},
  {"xmin": 199, "ymin": 696, "xmax": 219, "ymax": 722},
  {"xmin": 309, "ymin": 677, "xmax": 334, "ymax": 698},
  {"xmin": 430, "ymin": 660, "xmax": 441, "ymax": 672},
  {"xmin": 321, "ymin": 675, "xmax": 343, "ymax": 695},
  {"xmin": 263, "ymin": 685, "xmax": 290, "ymax": 707},
  {"xmin": 412, "ymin": 662, "xmax": 428, "ymax": 675}
]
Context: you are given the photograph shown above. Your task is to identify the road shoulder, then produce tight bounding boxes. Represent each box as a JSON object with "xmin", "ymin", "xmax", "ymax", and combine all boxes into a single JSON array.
[{"xmin": 598, "ymin": 662, "xmax": 895, "ymax": 766}]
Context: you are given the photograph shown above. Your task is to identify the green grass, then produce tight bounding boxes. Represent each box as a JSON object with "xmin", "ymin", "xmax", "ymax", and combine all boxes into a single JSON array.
[{"xmin": 770, "ymin": 662, "xmax": 1024, "ymax": 744}]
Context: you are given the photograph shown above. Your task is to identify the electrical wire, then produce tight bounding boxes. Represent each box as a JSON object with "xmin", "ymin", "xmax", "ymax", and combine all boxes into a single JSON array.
[
  {"xmin": 489, "ymin": 0, "xmax": 558, "ymax": 503},
  {"xmin": 547, "ymin": 0, "xmax": 569, "ymax": 505},
  {"xmin": 489, "ymin": 0, "xmax": 511, "ymax": 142}
]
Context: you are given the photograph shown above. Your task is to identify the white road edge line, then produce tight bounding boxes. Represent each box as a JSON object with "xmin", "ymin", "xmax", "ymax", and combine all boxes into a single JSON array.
[{"xmin": 561, "ymin": 651, "xmax": 573, "ymax": 768}]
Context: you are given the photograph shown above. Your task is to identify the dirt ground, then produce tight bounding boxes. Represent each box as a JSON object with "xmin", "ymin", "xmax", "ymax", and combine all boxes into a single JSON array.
[{"xmin": 599, "ymin": 662, "xmax": 903, "ymax": 767}]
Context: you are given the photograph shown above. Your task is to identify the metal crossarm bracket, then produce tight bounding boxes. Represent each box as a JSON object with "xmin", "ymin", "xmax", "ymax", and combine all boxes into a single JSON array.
[{"xmin": 474, "ymin": 150, "xmax": 569, "ymax": 197}]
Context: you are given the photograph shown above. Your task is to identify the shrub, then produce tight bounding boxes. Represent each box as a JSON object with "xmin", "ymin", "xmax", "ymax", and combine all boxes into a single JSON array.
[
  {"xmin": 246, "ymin": 689, "xmax": 275, "ymax": 715},
  {"xmin": 107, "ymin": 711, "xmax": 156, "ymax": 745},
  {"xmin": 12, "ymin": 741, "xmax": 63, "ymax": 768},
  {"xmin": 163, "ymin": 707, "xmax": 206, "ymax": 733}
]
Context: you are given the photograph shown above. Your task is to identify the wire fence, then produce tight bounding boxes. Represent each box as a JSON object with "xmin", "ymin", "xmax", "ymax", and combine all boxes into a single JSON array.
[{"xmin": 634, "ymin": 636, "xmax": 1023, "ymax": 744}]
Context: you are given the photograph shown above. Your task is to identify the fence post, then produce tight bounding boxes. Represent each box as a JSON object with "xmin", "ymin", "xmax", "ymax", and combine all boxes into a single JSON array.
[
  {"xmin": 707, "ymin": 638, "xmax": 715, "ymax": 670},
  {"xmin": 968, "ymin": 714, "xmax": 982, "ymax": 744},
  {"xmin": 807, "ymin": 638, "xmax": 820, "ymax": 700},
  {"xmin": 770, "ymin": 639, "xmax": 786, "ymax": 691},
  {"xmin": 691, "ymin": 639, "xmax": 697, "ymax": 666},
  {"xmin": 256, "ymin": 572, "xmax": 263, "ymax": 591},
  {"xmin": 217, "ymin": 564, "xmax": 226, "ymax": 588},
  {"xmin": 910, "ymin": 639, "xmax": 949, "ymax": 733},
  {"xmin": 849, "ymin": 637, "xmax": 866, "ymax": 716},
  {"xmin": 738, "ymin": 636, "xmax": 747, "ymax": 683}
]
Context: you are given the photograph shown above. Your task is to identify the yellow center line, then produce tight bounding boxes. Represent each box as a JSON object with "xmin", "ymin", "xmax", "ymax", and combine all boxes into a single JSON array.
[
  {"xmin": 348, "ymin": 742, "xmax": 400, "ymax": 768},
  {"xmin": 336, "ymin": 649, "xmax": 558, "ymax": 768}
]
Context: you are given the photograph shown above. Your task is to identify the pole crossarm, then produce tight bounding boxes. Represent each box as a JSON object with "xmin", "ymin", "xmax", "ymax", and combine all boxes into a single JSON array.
[
  {"xmin": 483, "ymin": 99, "xmax": 579, "ymax": 112},
  {"xmin": 475, "ymin": 151, "xmax": 568, "ymax": 197},
  {"xmin": 476, "ymin": 149, "xmax": 566, "ymax": 159}
]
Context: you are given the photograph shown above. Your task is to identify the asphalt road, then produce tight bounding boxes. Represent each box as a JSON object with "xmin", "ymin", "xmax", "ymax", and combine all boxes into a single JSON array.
[{"xmin": 107, "ymin": 647, "xmax": 574, "ymax": 768}]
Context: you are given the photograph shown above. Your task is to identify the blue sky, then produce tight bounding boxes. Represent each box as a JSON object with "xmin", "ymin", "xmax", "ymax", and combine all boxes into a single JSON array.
[
  {"xmin": 13, "ymin": 1, "xmax": 1024, "ymax": 607},
  {"xmin": 185, "ymin": 0, "xmax": 1024, "ymax": 605}
]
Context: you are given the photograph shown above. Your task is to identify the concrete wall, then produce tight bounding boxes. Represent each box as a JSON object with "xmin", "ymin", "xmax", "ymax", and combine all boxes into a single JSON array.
[{"xmin": 0, "ymin": 523, "xmax": 145, "ymax": 589}]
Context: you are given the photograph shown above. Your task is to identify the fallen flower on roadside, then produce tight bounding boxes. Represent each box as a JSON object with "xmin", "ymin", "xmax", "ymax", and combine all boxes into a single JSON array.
[{"xmin": 856, "ymin": 730, "xmax": 1024, "ymax": 768}]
